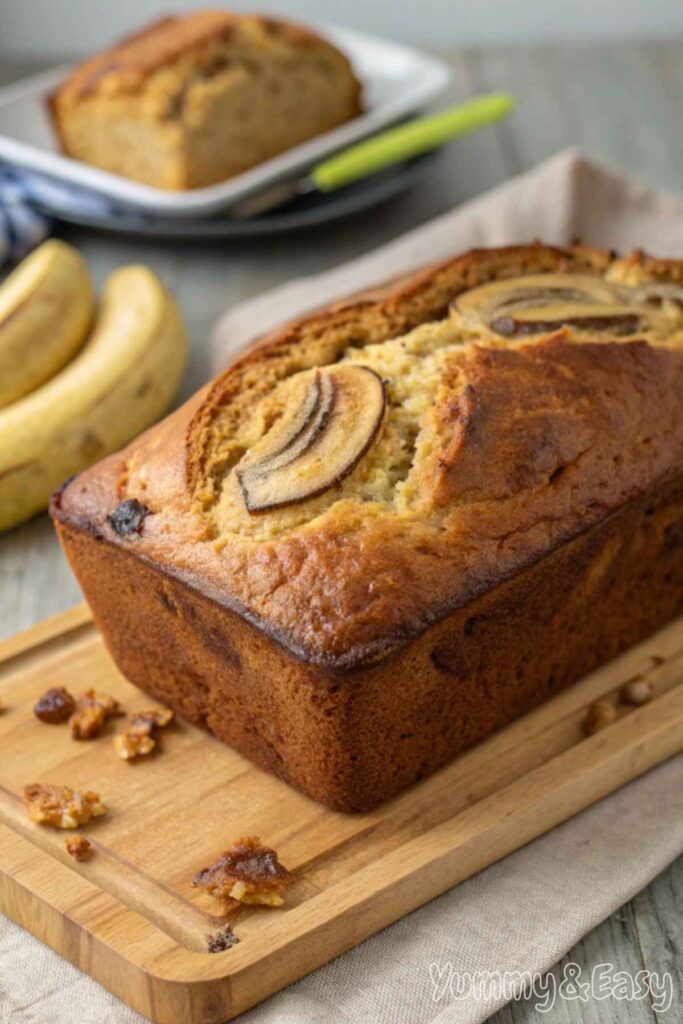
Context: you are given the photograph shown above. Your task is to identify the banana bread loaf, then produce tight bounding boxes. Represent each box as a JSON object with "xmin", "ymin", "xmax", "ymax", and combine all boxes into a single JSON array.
[
  {"xmin": 48, "ymin": 10, "xmax": 362, "ymax": 190},
  {"xmin": 51, "ymin": 243, "xmax": 683, "ymax": 811}
]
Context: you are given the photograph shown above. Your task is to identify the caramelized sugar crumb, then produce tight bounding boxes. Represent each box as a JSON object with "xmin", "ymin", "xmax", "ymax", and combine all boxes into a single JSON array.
[
  {"xmin": 33, "ymin": 687, "xmax": 76, "ymax": 724},
  {"xmin": 23, "ymin": 783, "xmax": 107, "ymax": 829},
  {"xmin": 193, "ymin": 836, "xmax": 292, "ymax": 907},
  {"xmin": 65, "ymin": 835, "xmax": 92, "ymax": 861}
]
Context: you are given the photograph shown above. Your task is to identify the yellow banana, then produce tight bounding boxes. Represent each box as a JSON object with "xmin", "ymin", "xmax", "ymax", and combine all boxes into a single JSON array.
[
  {"xmin": 0, "ymin": 239, "xmax": 94, "ymax": 408},
  {"xmin": 0, "ymin": 264, "xmax": 186, "ymax": 532}
]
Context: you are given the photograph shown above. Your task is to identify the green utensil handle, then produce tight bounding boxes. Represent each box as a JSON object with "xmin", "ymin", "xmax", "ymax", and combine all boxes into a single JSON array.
[{"xmin": 310, "ymin": 93, "xmax": 515, "ymax": 193}]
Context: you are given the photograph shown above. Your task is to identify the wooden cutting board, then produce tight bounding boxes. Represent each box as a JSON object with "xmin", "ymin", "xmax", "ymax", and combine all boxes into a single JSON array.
[{"xmin": 1, "ymin": 605, "xmax": 682, "ymax": 1024}]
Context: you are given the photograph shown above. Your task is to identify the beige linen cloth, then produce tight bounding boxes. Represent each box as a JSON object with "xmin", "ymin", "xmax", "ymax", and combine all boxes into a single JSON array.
[{"xmin": 2, "ymin": 149, "xmax": 682, "ymax": 1024}]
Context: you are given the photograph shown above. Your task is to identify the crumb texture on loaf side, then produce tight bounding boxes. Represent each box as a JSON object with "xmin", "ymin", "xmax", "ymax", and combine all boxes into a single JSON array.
[
  {"xmin": 54, "ymin": 244, "xmax": 683, "ymax": 665},
  {"xmin": 49, "ymin": 10, "xmax": 362, "ymax": 189}
]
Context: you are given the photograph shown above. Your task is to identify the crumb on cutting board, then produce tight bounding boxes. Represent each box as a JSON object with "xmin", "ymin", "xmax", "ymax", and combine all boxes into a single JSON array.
[
  {"xmin": 113, "ymin": 731, "xmax": 156, "ymax": 761},
  {"xmin": 113, "ymin": 706, "xmax": 174, "ymax": 760},
  {"xmin": 584, "ymin": 699, "xmax": 617, "ymax": 735},
  {"xmin": 620, "ymin": 678, "xmax": 653, "ymax": 706},
  {"xmin": 33, "ymin": 687, "xmax": 76, "ymax": 723},
  {"xmin": 65, "ymin": 835, "xmax": 92, "ymax": 861},
  {"xmin": 23, "ymin": 783, "xmax": 107, "ymax": 829},
  {"xmin": 70, "ymin": 689, "xmax": 121, "ymax": 740},
  {"xmin": 129, "ymin": 708, "xmax": 174, "ymax": 733},
  {"xmin": 193, "ymin": 836, "xmax": 292, "ymax": 907},
  {"xmin": 207, "ymin": 925, "xmax": 240, "ymax": 953}
]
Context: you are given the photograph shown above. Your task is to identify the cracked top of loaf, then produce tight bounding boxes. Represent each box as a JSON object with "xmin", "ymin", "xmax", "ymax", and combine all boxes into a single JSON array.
[
  {"xmin": 51, "ymin": 10, "xmax": 354, "ymax": 104},
  {"xmin": 53, "ymin": 244, "xmax": 683, "ymax": 669}
]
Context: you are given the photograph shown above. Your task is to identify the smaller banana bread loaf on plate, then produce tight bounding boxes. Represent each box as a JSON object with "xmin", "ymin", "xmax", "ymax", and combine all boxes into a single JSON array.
[
  {"xmin": 48, "ymin": 10, "xmax": 362, "ymax": 190},
  {"xmin": 51, "ymin": 243, "xmax": 683, "ymax": 811}
]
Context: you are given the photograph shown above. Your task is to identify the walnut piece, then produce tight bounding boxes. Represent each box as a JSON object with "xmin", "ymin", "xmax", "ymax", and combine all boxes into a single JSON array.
[
  {"xmin": 70, "ymin": 703, "xmax": 107, "ymax": 740},
  {"xmin": 193, "ymin": 836, "xmax": 293, "ymax": 907},
  {"xmin": 65, "ymin": 835, "xmax": 92, "ymax": 861},
  {"xmin": 33, "ymin": 687, "xmax": 75, "ymax": 724},
  {"xmin": 24, "ymin": 784, "xmax": 107, "ymax": 829},
  {"xmin": 79, "ymin": 689, "xmax": 120, "ymax": 717},
  {"xmin": 585, "ymin": 699, "xmax": 617, "ymax": 736},
  {"xmin": 113, "ymin": 706, "xmax": 174, "ymax": 760},
  {"xmin": 129, "ymin": 707, "xmax": 174, "ymax": 734},
  {"xmin": 113, "ymin": 732, "xmax": 156, "ymax": 761},
  {"xmin": 70, "ymin": 690, "xmax": 121, "ymax": 740}
]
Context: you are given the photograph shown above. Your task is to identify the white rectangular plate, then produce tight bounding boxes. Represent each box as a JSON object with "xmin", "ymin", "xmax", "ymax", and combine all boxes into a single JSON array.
[{"xmin": 0, "ymin": 25, "xmax": 451, "ymax": 219}]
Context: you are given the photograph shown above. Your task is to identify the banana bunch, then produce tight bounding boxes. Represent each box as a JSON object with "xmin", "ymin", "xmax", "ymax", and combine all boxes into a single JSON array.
[{"xmin": 0, "ymin": 241, "xmax": 187, "ymax": 532}]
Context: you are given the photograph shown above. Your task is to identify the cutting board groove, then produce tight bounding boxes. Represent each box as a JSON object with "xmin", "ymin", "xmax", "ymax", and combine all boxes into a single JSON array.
[{"xmin": 1, "ymin": 605, "xmax": 681, "ymax": 1024}]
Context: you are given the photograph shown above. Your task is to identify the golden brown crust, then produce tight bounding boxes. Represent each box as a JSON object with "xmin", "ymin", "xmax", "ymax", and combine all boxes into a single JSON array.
[
  {"xmin": 52, "ymin": 10, "xmax": 343, "ymax": 102},
  {"xmin": 53, "ymin": 473, "xmax": 683, "ymax": 810},
  {"xmin": 48, "ymin": 10, "xmax": 362, "ymax": 189},
  {"xmin": 185, "ymin": 244, "xmax": 615, "ymax": 496},
  {"xmin": 53, "ymin": 243, "xmax": 683, "ymax": 669}
]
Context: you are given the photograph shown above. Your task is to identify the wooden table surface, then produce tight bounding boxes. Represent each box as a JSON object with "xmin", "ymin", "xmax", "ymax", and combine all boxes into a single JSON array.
[{"xmin": 0, "ymin": 42, "xmax": 681, "ymax": 1024}]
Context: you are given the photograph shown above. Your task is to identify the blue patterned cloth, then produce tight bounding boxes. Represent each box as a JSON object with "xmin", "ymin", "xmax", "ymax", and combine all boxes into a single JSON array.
[{"xmin": 0, "ymin": 166, "xmax": 122, "ymax": 265}]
